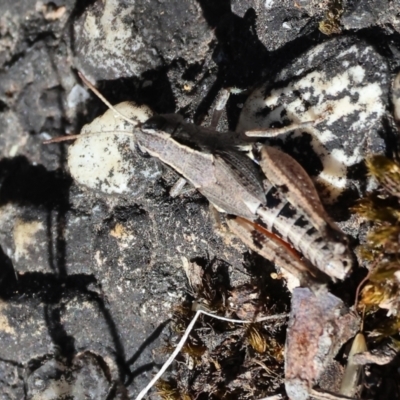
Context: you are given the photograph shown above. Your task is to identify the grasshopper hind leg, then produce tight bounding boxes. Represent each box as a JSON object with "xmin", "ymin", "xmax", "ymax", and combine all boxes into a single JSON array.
[{"xmin": 226, "ymin": 216, "xmax": 328, "ymax": 290}]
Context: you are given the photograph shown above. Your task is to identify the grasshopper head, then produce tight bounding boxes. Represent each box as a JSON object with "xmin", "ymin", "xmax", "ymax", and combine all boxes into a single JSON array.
[{"xmin": 142, "ymin": 114, "xmax": 183, "ymax": 134}]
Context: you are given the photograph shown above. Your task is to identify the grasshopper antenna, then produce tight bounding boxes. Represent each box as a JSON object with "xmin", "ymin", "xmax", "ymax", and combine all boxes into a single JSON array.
[
  {"xmin": 77, "ymin": 71, "xmax": 140, "ymax": 127},
  {"xmin": 44, "ymin": 72, "xmax": 141, "ymax": 145},
  {"xmin": 43, "ymin": 134, "xmax": 81, "ymax": 144}
]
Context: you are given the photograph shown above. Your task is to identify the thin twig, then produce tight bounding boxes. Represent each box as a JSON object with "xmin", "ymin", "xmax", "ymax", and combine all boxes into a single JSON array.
[
  {"xmin": 134, "ymin": 308, "xmax": 288, "ymax": 400},
  {"xmin": 354, "ymin": 254, "xmax": 383, "ymax": 308},
  {"xmin": 135, "ymin": 310, "xmax": 202, "ymax": 400},
  {"xmin": 310, "ymin": 388, "xmax": 356, "ymax": 400},
  {"xmin": 193, "ymin": 306, "xmax": 288, "ymax": 324}
]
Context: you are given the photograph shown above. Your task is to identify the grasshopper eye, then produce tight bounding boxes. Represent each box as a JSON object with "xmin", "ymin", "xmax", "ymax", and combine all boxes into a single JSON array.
[{"xmin": 142, "ymin": 114, "xmax": 183, "ymax": 134}]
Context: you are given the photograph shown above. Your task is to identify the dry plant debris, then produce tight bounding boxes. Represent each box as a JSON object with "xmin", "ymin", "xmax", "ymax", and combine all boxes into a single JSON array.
[{"xmin": 156, "ymin": 262, "xmax": 288, "ymax": 400}]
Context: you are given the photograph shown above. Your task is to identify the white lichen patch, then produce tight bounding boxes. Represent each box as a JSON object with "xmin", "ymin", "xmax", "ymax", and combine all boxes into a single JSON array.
[
  {"xmin": 67, "ymin": 84, "xmax": 90, "ymax": 109},
  {"xmin": 68, "ymin": 101, "xmax": 162, "ymax": 195},
  {"xmin": 237, "ymin": 38, "xmax": 389, "ymax": 202},
  {"xmin": 78, "ymin": 0, "xmax": 145, "ymax": 77},
  {"xmin": 13, "ymin": 218, "xmax": 44, "ymax": 263},
  {"xmin": 0, "ymin": 301, "xmax": 15, "ymax": 335},
  {"xmin": 392, "ymin": 70, "xmax": 400, "ymax": 124},
  {"xmin": 27, "ymin": 353, "xmax": 111, "ymax": 399}
]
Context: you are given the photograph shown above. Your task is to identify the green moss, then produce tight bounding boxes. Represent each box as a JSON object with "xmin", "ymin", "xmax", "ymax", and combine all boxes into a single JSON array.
[
  {"xmin": 355, "ymin": 156, "xmax": 400, "ymax": 338},
  {"xmin": 319, "ymin": 0, "xmax": 343, "ymax": 35}
]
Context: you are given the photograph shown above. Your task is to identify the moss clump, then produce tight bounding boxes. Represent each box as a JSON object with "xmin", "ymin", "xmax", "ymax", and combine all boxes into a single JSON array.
[
  {"xmin": 158, "ymin": 262, "xmax": 287, "ymax": 399},
  {"xmin": 353, "ymin": 155, "xmax": 400, "ymax": 337},
  {"xmin": 319, "ymin": 0, "xmax": 343, "ymax": 35}
]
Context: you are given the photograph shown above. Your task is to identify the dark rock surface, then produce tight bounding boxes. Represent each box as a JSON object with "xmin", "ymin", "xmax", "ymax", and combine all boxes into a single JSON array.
[
  {"xmin": 74, "ymin": 0, "xmax": 214, "ymax": 80},
  {"xmin": 0, "ymin": 0, "xmax": 400, "ymax": 399}
]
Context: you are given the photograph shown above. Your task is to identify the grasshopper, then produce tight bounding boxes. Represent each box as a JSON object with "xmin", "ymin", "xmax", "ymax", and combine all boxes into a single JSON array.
[
  {"xmin": 138, "ymin": 117, "xmax": 352, "ymax": 281},
  {"xmin": 48, "ymin": 73, "xmax": 358, "ymax": 400},
  {"xmin": 52, "ymin": 72, "xmax": 352, "ymax": 284}
]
